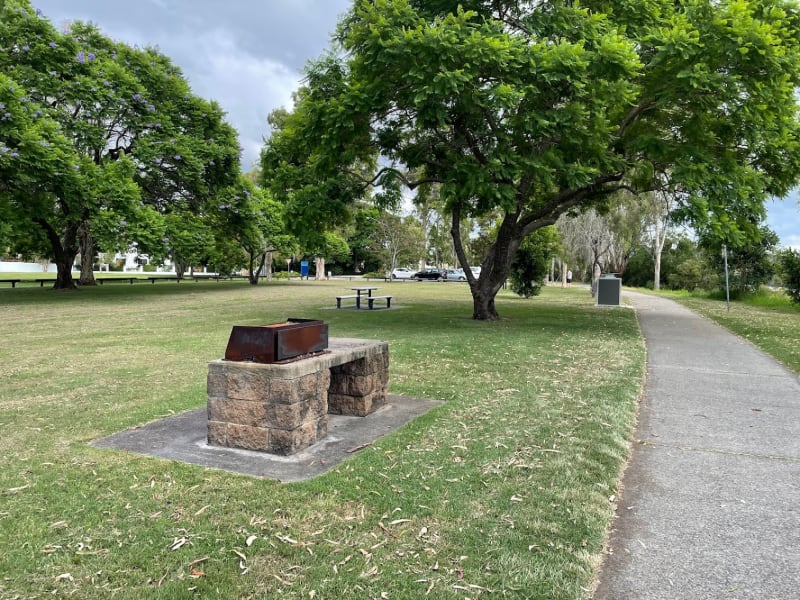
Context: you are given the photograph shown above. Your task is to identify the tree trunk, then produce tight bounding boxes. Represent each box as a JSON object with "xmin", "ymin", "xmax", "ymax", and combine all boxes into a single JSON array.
[
  {"xmin": 78, "ymin": 219, "xmax": 96, "ymax": 286},
  {"xmin": 249, "ymin": 252, "xmax": 269, "ymax": 285},
  {"xmin": 264, "ymin": 252, "xmax": 273, "ymax": 281},
  {"xmin": 173, "ymin": 257, "xmax": 189, "ymax": 280},
  {"xmin": 35, "ymin": 218, "xmax": 79, "ymax": 290},
  {"xmin": 451, "ymin": 204, "xmax": 520, "ymax": 320},
  {"xmin": 471, "ymin": 281, "xmax": 500, "ymax": 319},
  {"xmin": 653, "ymin": 250, "xmax": 662, "ymax": 290},
  {"xmin": 591, "ymin": 262, "xmax": 602, "ymax": 296},
  {"xmin": 315, "ymin": 257, "xmax": 326, "ymax": 280}
]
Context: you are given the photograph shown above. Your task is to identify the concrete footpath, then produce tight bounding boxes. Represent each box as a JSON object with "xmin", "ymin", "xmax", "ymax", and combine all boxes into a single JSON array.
[{"xmin": 594, "ymin": 292, "xmax": 800, "ymax": 600}]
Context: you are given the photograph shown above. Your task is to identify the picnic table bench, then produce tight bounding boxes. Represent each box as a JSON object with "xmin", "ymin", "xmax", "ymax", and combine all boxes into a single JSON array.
[
  {"xmin": 367, "ymin": 295, "xmax": 392, "ymax": 309},
  {"xmin": 336, "ymin": 286, "xmax": 393, "ymax": 309},
  {"xmin": 0, "ymin": 278, "xmax": 21, "ymax": 288},
  {"xmin": 336, "ymin": 294, "xmax": 361, "ymax": 309}
]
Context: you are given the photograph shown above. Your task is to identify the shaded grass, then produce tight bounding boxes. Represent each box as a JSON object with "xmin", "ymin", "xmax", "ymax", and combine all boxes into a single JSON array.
[{"xmin": 0, "ymin": 280, "xmax": 644, "ymax": 598}]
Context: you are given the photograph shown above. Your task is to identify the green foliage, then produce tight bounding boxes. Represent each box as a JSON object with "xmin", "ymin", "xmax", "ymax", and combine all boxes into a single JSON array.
[
  {"xmin": 702, "ymin": 226, "xmax": 778, "ymax": 297},
  {"xmin": 0, "ymin": 0, "xmax": 243, "ymax": 286},
  {"xmin": 625, "ymin": 236, "xmax": 701, "ymax": 289},
  {"xmin": 509, "ymin": 227, "xmax": 560, "ymax": 298},
  {"xmin": 668, "ymin": 257, "xmax": 711, "ymax": 292},
  {"xmin": 778, "ymin": 248, "xmax": 800, "ymax": 304},
  {"xmin": 262, "ymin": 0, "xmax": 800, "ymax": 319}
]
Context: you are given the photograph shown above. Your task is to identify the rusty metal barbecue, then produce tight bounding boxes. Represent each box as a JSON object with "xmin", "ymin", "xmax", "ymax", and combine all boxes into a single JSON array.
[{"xmin": 224, "ymin": 318, "xmax": 328, "ymax": 363}]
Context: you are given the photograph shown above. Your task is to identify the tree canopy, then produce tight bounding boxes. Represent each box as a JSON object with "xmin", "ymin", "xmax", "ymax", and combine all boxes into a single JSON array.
[
  {"xmin": 261, "ymin": 0, "xmax": 800, "ymax": 319},
  {"xmin": 0, "ymin": 0, "xmax": 243, "ymax": 288}
]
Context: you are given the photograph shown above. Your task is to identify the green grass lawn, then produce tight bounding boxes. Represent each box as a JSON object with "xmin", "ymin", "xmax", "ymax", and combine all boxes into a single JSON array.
[{"xmin": 0, "ymin": 280, "xmax": 644, "ymax": 599}]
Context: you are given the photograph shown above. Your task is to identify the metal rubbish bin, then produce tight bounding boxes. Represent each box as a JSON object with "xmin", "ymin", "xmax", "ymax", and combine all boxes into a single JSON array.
[{"xmin": 597, "ymin": 274, "xmax": 621, "ymax": 306}]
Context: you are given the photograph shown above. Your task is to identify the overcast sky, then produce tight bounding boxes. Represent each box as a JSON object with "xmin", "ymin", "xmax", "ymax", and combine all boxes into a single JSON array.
[
  {"xmin": 29, "ymin": 2, "xmax": 800, "ymax": 247},
  {"xmin": 34, "ymin": 0, "xmax": 351, "ymax": 172}
]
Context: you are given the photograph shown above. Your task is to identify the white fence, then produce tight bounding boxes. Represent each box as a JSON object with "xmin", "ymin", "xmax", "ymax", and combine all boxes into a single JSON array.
[{"xmin": 0, "ymin": 261, "xmax": 61, "ymax": 273}]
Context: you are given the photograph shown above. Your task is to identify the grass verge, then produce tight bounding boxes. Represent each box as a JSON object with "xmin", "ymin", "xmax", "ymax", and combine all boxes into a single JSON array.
[
  {"xmin": 0, "ymin": 280, "xmax": 644, "ymax": 599},
  {"xmin": 660, "ymin": 289, "xmax": 800, "ymax": 374}
]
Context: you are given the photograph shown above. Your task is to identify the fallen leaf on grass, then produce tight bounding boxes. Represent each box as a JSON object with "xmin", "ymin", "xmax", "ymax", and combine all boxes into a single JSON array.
[
  {"xmin": 171, "ymin": 537, "xmax": 188, "ymax": 551},
  {"xmin": 233, "ymin": 549, "xmax": 247, "ymax": 561},
  {"xmin": 55, "ymin": 573, "xmax": 73, "ymax": 582},
  {"xmin": 276, "ymin": 533, "xmax": 298, "ymax": 545},
  {"xmin": 190, "ymin": 569, "xmax": 204, "ymax": 578},
  {"xmin": 360, "ymin": 565, "xmax": 378, "ymax": 578},
  {"xmin": 246, "ymin": 535, "xmax": 257, "ymax": 547},
  {"xmin": 188, "ymin": 557, "xmax": 209, "ymax": 568}
]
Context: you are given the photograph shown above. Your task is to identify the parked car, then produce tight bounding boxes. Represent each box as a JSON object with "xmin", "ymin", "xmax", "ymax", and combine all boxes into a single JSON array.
[
  {"xmin": 390, "ymin": 267, "xmax": 415, "ymax": 280},
  {"xmin": 444, "ymin": 268, "xmax": 467, "ymax": 281},
  {"xmin": 413, "ymin": 267, "xmax": 446, "ymax": 281}
]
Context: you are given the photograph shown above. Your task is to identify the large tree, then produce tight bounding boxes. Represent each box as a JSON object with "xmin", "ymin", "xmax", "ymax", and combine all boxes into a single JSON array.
[
  {"xmin": 0, "ymin": 0, "xmax": 241, "ymax": 288},
  {"xmin": 261, "ymin": 0, "xmax": 800, "ymax": 319}
]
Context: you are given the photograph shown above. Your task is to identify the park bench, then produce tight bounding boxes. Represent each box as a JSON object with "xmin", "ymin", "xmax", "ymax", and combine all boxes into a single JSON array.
[
  {"xmin": 147, "ymin": 276, "xmax": 182, "ymax": 284},
  {"xmin": 0, "ymin": 279, "xmax": 21, "ymax": 288},
  {"xmin": 95, "ymin": 277, "xmax": 137, "ymax": 284},
  {"xmin": 192, "ymin": 274, "xmax": 221, "ymax": 281},
  {"xmin": 367, "ymin": 295, "xmax": 392, "ymax": 309},
  {"xmin": 336, "ymin": 294, "xmax": 360, "ymax": 309}
]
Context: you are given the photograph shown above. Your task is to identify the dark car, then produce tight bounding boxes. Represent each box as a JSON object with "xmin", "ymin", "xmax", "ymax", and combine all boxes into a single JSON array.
[{"xmin": 413, "ymin": 267, "xmax": 446, "ymax": 281}]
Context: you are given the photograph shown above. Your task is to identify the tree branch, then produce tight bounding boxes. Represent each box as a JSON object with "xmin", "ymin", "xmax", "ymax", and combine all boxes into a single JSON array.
[
  {"xmin": 518, "ymin": 172, "xmax": 625, "ymax": 233},
  {"xmin": 616, "ymin": 100, "xmax": 656, "ymax": 138},
  {"xmin": 346, "ymin": 166, "xmax": 444, "ymax": 191}
]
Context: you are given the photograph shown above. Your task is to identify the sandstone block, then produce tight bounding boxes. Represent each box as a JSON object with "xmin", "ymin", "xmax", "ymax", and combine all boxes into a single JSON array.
[
  {"xmin": 227, "ymin": 424, "xmax": 269, "ymax": 451},
  {"xmin": 270, "ymin": 372, "xmax": 320, "ymax": 404},
  {"xmin": 207, "ymin": 370, "xmax": 228, "ymax": 398},
  {"xmin": 269, "ymin": 417, "xmax": 324, "ymax": 455},
  {"xmin": 225, "ymin": 369, "xmax": 271, "ymax": 402},
  {"xmin": 207, "ymin": 420, "xmax": 227, "ymax": 446},
  {"xmin": 208, "ymin": 397, "xmax": 267, "ymax": 428},
  {"xmin": 266, "ymin": 399, "xmax": 324, "ymax": 431}
]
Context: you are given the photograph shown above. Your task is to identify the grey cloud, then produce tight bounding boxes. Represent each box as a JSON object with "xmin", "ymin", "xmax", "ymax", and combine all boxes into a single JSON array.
[{"xmin": 32, "ymin": 0, "xmax": 351, "ymax": 167}]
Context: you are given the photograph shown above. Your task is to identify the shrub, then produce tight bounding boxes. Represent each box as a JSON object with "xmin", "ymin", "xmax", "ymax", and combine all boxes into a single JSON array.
[
  {"xmin": 509, "ymin": 227, "xmax": 559, "ymax": 298},
  {"xmin": 778, "ymin": 249, "xmax": 800, "ymax": 304},
  {"xmin": 668, "ymin": 258, "xmax": 708, "ymax": 291}
]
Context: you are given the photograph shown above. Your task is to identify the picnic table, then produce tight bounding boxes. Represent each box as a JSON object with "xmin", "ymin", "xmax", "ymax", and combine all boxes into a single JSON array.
[{"xmin": 335, "ymin": 286, "xmax": 392, "ymax": 309}]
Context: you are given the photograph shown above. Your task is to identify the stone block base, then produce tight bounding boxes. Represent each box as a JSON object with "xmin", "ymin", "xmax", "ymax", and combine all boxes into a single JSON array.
[{"xmin": 207, "ymin": 338, "xmax": 389, "ymax": 455}]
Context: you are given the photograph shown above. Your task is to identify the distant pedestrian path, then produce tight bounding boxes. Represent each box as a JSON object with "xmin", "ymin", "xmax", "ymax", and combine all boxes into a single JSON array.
[{"xmin": 594, "ymin": 292, "xmax": 800, "ymax": 600}]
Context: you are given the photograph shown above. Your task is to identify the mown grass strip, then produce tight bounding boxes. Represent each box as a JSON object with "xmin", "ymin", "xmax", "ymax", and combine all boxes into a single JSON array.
[
  {"xmin": 0, "ymin": 281, "xmax": 643, "ymax": 598},
  {"xmin": 661, "ymin": 290, "xmax": 800, "ymax": 375}
]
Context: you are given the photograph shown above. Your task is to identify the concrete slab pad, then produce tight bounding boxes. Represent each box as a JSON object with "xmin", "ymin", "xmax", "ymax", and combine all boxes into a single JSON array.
[{"xmin": 90, "ymin": 395, "xmax": 442, "ymax": 482}]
